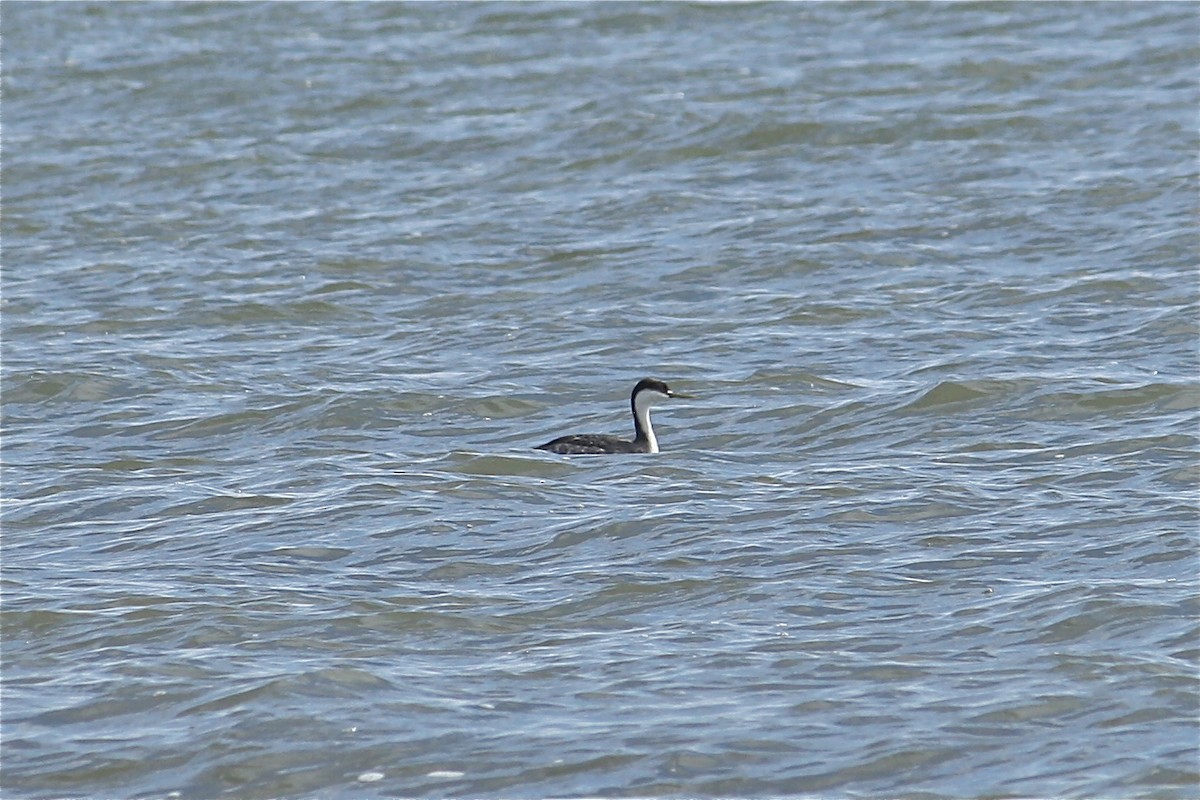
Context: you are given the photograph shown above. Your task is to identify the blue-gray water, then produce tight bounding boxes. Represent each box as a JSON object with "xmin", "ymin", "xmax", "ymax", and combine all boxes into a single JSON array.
[{"xmin": 3, "ymin": 3, "xmax": 1198, "ymax": 798}]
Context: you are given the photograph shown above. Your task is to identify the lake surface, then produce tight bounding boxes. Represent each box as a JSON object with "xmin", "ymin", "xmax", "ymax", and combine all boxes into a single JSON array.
[{"xmin": 3, "ymin": 3, "xmax": 1198, "ymax": 798}]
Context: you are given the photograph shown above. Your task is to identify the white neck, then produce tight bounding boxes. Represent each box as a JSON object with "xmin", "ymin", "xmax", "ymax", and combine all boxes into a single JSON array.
[{"xmin": 634, "ymin": 392, "xmax": 659, "ymax": 453}]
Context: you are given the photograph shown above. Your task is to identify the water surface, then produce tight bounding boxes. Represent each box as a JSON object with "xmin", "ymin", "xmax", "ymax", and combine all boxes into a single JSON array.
[{"xmin": 3, "ymin": 3, "xmax": 1198, "ymax": 798}]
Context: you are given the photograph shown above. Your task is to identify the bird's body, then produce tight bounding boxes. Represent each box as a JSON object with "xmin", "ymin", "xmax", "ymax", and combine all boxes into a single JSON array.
[
  {"xmin": 536, "ymin": 377, "xmax": 689, "ymax": 455},
  {"xmin": 537, "ymin": 433, "xmax": 650, "ymax": 455}
]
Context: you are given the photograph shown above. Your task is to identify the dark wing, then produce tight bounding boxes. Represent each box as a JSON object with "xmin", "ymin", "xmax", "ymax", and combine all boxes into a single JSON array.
[{"xmin": 535, "ymin": 434, "xmax": 640, "ymax": 455}]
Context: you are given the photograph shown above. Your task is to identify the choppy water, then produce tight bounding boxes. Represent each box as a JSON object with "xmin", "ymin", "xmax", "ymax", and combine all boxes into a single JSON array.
[{"xmin": 3, "ymin": 3, "xmax": 1198, "ymax": 798}]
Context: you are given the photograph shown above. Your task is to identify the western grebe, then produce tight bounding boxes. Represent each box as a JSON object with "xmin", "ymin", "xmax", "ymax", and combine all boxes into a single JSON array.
[{"xmin": 535, "ymin": 377, "xmax": 692, "ymax": 455}]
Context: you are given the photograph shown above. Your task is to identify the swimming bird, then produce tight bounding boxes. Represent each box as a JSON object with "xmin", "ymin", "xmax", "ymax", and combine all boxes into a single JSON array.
[{"xmin": 536, "ymin": 377, "xmax": 691, "ymax": 455}]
